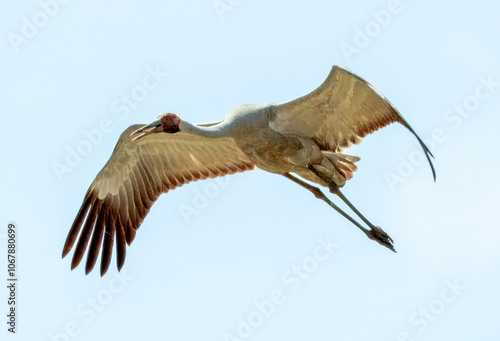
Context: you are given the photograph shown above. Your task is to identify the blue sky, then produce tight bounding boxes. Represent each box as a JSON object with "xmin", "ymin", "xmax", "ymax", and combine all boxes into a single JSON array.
[{"xmin": 1, "ymin": 0, "xmax": 499, "ymax": 340}]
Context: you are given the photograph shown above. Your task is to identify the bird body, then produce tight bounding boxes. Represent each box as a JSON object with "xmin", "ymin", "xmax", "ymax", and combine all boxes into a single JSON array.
[
  {"xmin": 180, "ymin": 103, "xmax": 355, "ymax": 185},
  {"xmin": 227, "ymin": 105, "xmax": 317, "ymax": 174},
  {"xmin": 63, "ymin": 65, "xmax": 435, "ymax": 276}
]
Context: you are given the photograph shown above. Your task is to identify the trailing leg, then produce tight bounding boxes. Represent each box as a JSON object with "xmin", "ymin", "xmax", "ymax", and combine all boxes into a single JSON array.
[
  {"xmin": 304, "ymin": 166, "xmax": 396, "ymax": 252},
  {"xmin": 281, "ymin": 172, "xmax": 396, "ymax": 250}
]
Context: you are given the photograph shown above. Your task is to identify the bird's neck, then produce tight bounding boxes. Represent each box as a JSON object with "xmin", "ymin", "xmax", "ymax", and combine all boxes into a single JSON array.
[{"xmin": 179, "ymin": 120, "xmax": 228, "ymax": 138}]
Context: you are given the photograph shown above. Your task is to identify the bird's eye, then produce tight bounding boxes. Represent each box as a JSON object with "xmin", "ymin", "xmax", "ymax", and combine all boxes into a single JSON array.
[{"xmin": 166, "ymin": 116, "xmax": 172, "ymax": 121}]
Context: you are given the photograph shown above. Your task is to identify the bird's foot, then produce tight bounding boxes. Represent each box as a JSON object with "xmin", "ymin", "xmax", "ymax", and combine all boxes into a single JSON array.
[{"xmin": 366, "ymin": 226, "xmax": 396, "ymax": 253}]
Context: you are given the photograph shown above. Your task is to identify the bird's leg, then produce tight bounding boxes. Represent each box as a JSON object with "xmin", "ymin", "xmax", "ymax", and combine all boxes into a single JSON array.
[
  {"xmin": 282, "ymin": 173, "xmax": 371, "ymax": 236},
  {"xmin": 305, "ymin": 166, "xmax": 396, "ymax": 252},
  {"xmin": 329, "ymin": 183, "xmax": 395, "ymax": 252}
]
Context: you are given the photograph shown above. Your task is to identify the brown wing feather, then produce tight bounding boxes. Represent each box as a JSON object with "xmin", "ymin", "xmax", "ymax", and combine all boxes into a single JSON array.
[
  {"xmin": 62, "ymin": 125, "xmax": 254, "ymax": 276},
  {"xmin": 270, "ymin": 65, "xmax": 435, "ymax": 178}
]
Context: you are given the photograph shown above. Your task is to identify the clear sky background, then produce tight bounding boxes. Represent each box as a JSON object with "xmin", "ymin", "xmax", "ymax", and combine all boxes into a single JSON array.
[{"xmin": 1, "ymin": 0, "xmax": 499, "ymax": 340}]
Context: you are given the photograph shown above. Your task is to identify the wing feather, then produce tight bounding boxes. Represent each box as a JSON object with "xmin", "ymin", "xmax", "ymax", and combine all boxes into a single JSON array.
[
  {"xmin": 71, "ymin": 197, "xmax": 101, "ymax": 270},
  {"xmin": 115, "ymin": 213, "xmax": 127, "ymax": 271},
  {"xmin": 270, "ymin": 65, "xmax": 435, "ymax": 178},
  {"xmin": 100, "ymin": 196, "xmax": 116, "ymax": 275},
  {"xmin": 85, "ymin": 205, "xmax": 108, "ymax": 274},
  {"xmin": 63, "ymin": 124, "xmax": 254, "ymax": 275}
]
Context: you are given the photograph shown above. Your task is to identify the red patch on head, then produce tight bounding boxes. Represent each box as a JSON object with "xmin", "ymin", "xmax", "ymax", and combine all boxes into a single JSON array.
[{"xmin": 161, "ymin": 114, "xmax": 180, "ymax": 133}]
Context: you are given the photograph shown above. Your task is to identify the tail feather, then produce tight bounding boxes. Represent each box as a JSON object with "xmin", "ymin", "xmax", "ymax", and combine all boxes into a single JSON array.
[{"xmin": 323, "ymin": 152, "xmax": 360, "ymax": 181}]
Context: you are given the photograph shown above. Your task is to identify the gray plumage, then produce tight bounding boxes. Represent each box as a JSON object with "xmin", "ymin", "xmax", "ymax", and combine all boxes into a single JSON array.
[{"xmin": 62, "ymin": 65, "xmax": 434, "ymax": 276}]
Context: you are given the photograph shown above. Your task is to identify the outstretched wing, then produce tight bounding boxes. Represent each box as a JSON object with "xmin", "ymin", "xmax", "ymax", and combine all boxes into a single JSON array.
[
  {"xmin": 270, "ymin": 65, "xmax": 435, "ymax": 178},
  {"xmin": 62, "ymin": 125, "xmax": 254, "ymax": 276}
]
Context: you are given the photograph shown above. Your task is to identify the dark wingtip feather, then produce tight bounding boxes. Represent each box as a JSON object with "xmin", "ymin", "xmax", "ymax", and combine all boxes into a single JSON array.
[
  {"xmin": 70, "ymin": 199, "xmax": 101, "ymax": 272},
  {"xmin": 117, "ymin": 258, "xmax": 125, "ymax": 272},
  {"xmin": 398, "ymin": 114, "xmax": 437, "ymax": 183},
  {"xmin": 100, "ymin": 206, "xmax": 117, "ymax": 277},
  {"xmin": 71, "ymin": 262, "xmax": 78, "ymax": 271},
  {"xmin": 62, "ymin": 192, "xmax": 93, "ymax": 258},
  {"xmin": 116, "ymin": 215, "xmax": 127, "ymax": 272},
  {"xmin": 417, "ymin": 138, "xmax": 436, "ymax": 182},
  {"xmin": 428, "ymin": 154, "xmax": 437, "ymax": 182},
  {"xmin": 85, "ymin": 207, "xmax": 108, "ymax": 275}
]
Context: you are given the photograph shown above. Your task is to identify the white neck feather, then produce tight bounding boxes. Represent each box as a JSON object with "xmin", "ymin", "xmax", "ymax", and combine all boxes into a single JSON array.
[{"xmin": 179, "ymin": 120, "xmax": 229, "ymax": 138}]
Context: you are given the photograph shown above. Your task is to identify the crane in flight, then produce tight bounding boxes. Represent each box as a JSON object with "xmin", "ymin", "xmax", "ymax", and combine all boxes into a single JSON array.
[{"xmin": 62, "ymin": 65, "xmax": 435, "ymax": 276}]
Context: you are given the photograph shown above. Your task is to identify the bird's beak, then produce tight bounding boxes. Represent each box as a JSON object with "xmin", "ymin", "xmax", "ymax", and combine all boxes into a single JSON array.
[{"xmin": 130, "ymin": 119, "xmax": 162, "ymax": 141}]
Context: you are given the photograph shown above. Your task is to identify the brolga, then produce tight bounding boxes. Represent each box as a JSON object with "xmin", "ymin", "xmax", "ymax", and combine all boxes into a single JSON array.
[{"xmin": 62, "ymin": 65, "xmax": 435, "ymax": 276}]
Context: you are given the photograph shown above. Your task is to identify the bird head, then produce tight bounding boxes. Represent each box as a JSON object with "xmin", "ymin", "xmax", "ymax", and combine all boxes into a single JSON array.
[
  {"xmin": 160, "ymin": 113, "xmax": 181, "ymax": 133},
  {"xmin": 130, "ymin": 113, "xmax": 181, "ymax": 141}
]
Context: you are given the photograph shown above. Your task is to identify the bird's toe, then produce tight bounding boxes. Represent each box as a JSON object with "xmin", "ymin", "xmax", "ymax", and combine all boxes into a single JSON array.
[{"xmin": 368, "ymin": 226, "xmax": 396, "ymax": 252}]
